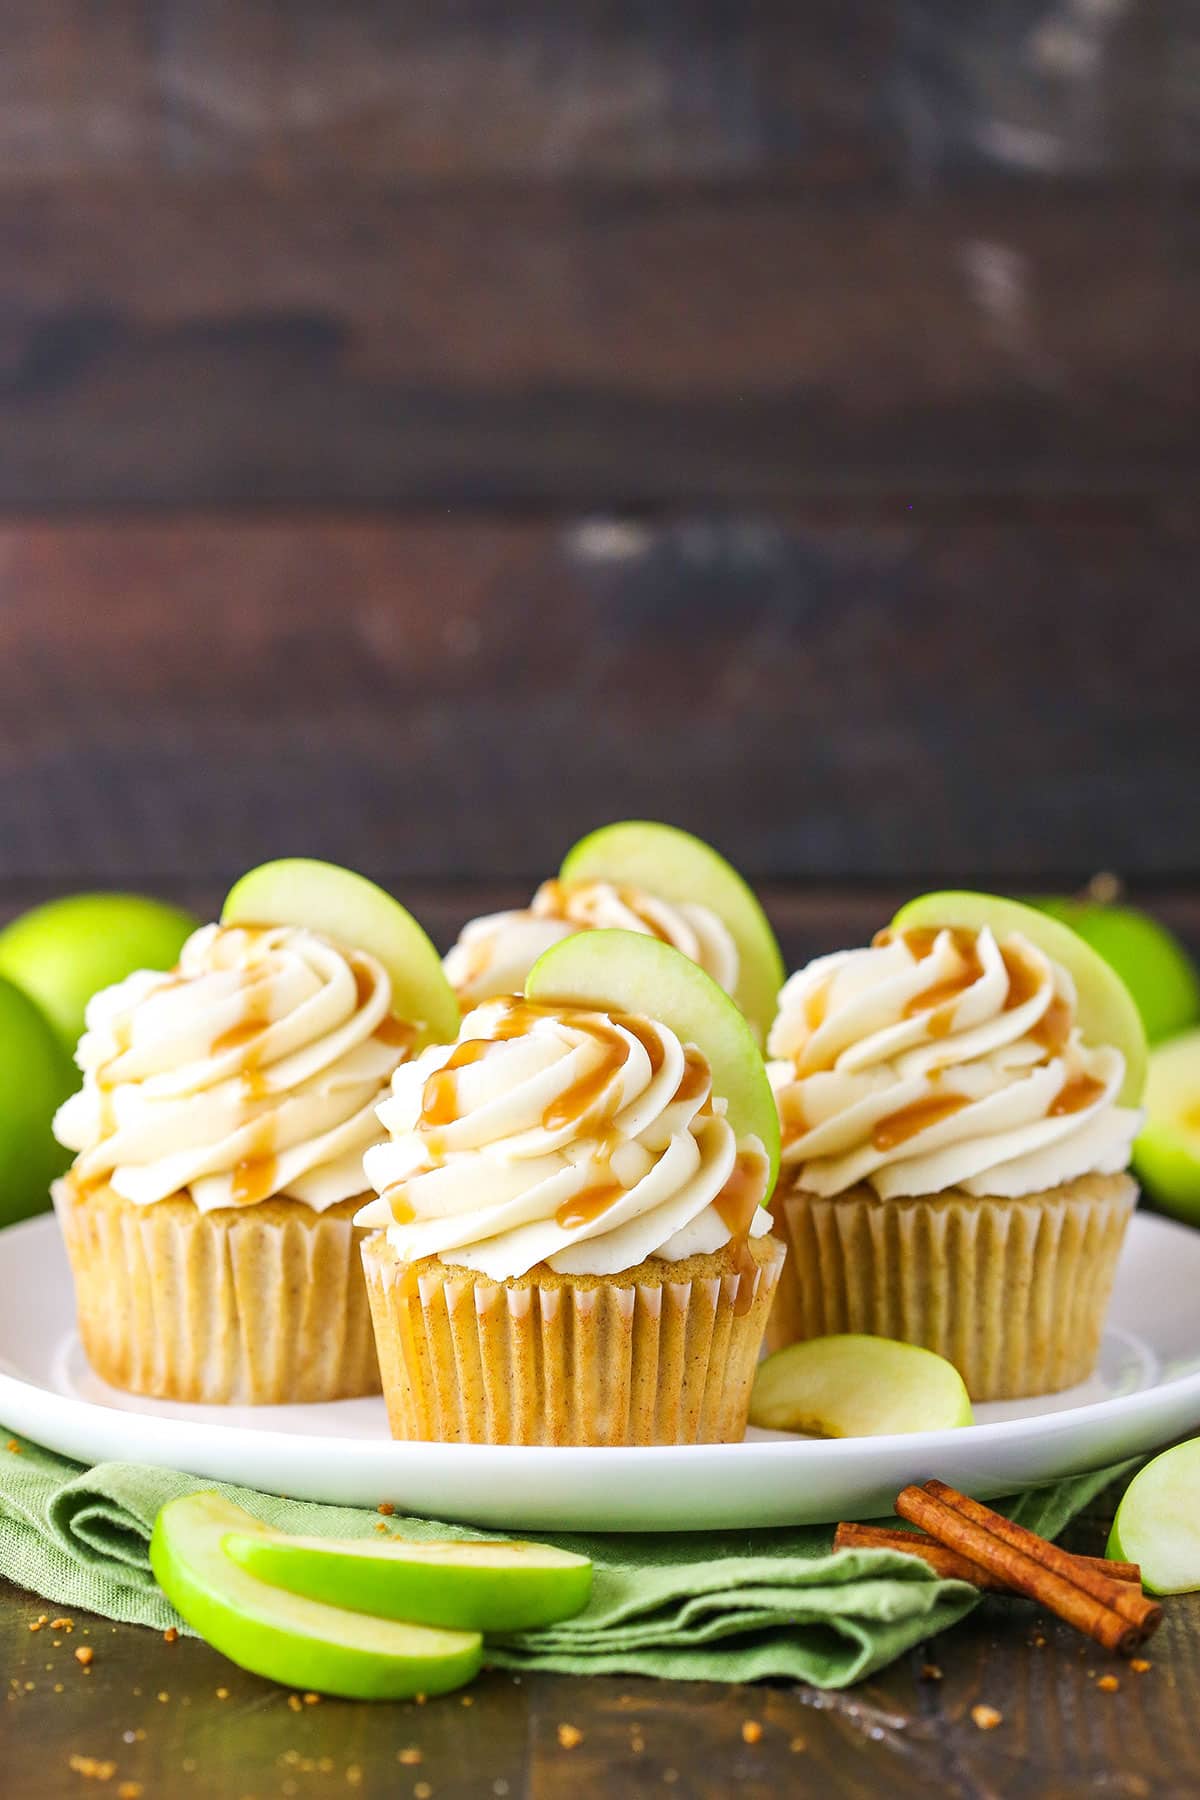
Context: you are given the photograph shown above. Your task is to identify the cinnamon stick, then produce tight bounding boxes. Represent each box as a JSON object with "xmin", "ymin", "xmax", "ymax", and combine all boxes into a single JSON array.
[
  {"xmin": 833, "ymin": 1521, "xmax": 1141, "ymax": 1590},
  {"xmin": 895, "ymin": 1482, "xmax": 1160, "ymax": 1655},
  {"xmin": 923, "ymin": 1480, "xmax": 1161, "ymax": 1643}
]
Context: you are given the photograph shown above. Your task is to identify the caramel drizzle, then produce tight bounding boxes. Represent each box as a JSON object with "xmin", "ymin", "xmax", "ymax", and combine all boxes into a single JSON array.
[
  {"xmin": 900, "ymin": 929, "xmax": 983, "ymax": 1038},
  {"xmin": 872, "ymin": 1092, "xmax": 969, "ymax": 1152},
  {"xmin": 714, "ymin": 1151, "xmax": 767, "ymax": 1315},
  {"xmin": 1049, "ymin": 1074, "xmax": 1105, "ymax": 1117},
  {"xmin": 555, "ymin": 1178, "xmax": 625, "ymax": 1231}
]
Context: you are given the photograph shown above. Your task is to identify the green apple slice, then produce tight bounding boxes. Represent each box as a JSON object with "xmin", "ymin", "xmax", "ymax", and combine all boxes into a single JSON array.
[
  {"xmin": 1132, "ymin": 1027, "xmax": 1200, "ymax": 1225},
  {"xmin": 223, "ymin": 859, "xmax": 459, "ymax": 1048},
  {"xmin": 0, "ymin": 892, "xmax": 198, "ymax": 1053},
  {"xmin": 1107, "ymin": 1438, "xmax": 1200, "ymax": 1594},
  {"xmin": 150, "ymin": 1494, "xmax": 482, "ymax": 1700},
  {"xmin": 1034, "ymin": 897, "xmax": 1200, "ymax": 1047},
  {"xmin": 224, "ymin": 1530, "xmax": 592, "ymax": 1633},
  {"xmin": 750, "ymin": 1335, "xmax": 973, "ymax": 1436},
  {"xmin": 560, "ymin": 821, "xmax": 784, "ymax": 1045},
  {"xmin": 525, "ymin": 928, "xmax": 780, "ymax": 1190},
  {"xmin": 0, "ymin": 975, "xmax": 77, "ymax": 1225},
  {"xmin": 892, "ymin": 890, "xmax": 1147, "ymax": 1105}
]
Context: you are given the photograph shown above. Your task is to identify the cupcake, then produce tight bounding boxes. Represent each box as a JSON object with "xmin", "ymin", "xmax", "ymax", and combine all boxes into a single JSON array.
[
  {"xmin": 443, "ymin": 820, "xmax": 783, "ymax": 1047},
  {"xmin": 356, "ymin": 929, "xmax": 786, "ymax": 1445},
  {"xmin": 765, "ymin": 893, "xmax": 1146, "ymax": 1400},
  {"xmin": 52, "ymin": 859, "xmax": 459, "ymax": 1405}
]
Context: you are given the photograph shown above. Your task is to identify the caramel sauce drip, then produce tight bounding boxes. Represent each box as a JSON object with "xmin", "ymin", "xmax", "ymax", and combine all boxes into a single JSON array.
[
  {"xmin": 1049, "ymin": 1074, "xmax": 1105, "ymax": 1117},
  {"xmin": 901, "ymin": 929, "xmax": 983, "ymax": 1037},
  {"xmin": 714, "ymin": 1151, "xmax": 766, "ymax": 1240},
  {"xmin": 672, "ymin": 1047, "xmax": 711, "ymax": 1107},
  {"xmin": 872, "ymin": 1092, "xmax": 969, "ymax": 1152},
  {"xmin": 1031, "ymin": 995, "xmax": 1072, "ymax": 1056},
  {"xmin": 542, "ymin": 1039, "xmax": 625, "ymax": 1132},
  {"xmin": 377, "ymin": 1015, "xmax": 417, "ymax": 1052},
  {"xmin": 232, "ymin": 1149, "xmax": 279, "ymax": 1207},
  {"xmin": 1001, "ymin": 948, "xmax": 1040, "ymax": 1012},
  {"xmin": 555, "ymin": 1180, "xmax": 625, "ymax": 1231},
  {"xmin": 421, "ymin": 1037, "xmax": 500, "ymax": 1127},
  {"xmin": 384, "ymin": 1188, "xmax": 416, "ymax": 1224},
  {"xmin": 899, "ymin": 927, "xmax": 943, "ymax": 961}
]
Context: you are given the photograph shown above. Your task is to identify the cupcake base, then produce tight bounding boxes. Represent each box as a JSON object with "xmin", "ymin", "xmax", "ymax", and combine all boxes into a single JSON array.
[
  {"xmin": 55, "ymin": 1178, "xmax": 381, "ymax": 1405},
  {"xmin": 361, "ymin": 1233, "xmax": 786, "ymax": 1446},
  {"xmin": 766, "ymin": 1172, "xmax": 1137, "ymax": 1401}
]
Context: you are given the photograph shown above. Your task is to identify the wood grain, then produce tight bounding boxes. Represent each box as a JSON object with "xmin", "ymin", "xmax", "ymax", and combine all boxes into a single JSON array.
[
  {"xmin": 0, "ymin": 512, "xmax": 1194, "ymax": 885},
  {"xmin": 0, "ymin": 0, "xmax": 1179, "ymax": 183},
  {"xmin": 0, "ymin": 179, "xmax": 1196, "ymax": 505}
]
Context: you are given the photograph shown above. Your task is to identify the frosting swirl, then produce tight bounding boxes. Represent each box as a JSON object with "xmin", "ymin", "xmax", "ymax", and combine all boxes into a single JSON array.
[
  {"xmin": 768, "ymin": 925, "xmax": 1142, "ymax": 1199},
  {"xmin": 443, "ymin": 879, "xmax": 739, "ymax": 1008},
  {"xmin": 355, "ymin": 995, "xmax": 772, "ymax": 1279},
  {"xmin": 54, "ymin": 923, "xmax": 414, "ymax": 1214}
]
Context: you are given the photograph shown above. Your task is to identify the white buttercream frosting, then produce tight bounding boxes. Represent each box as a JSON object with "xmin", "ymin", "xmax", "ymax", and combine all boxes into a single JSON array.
[
  {"xmin": 768, "ymin": 924, "xmax": 1142, "ymax": 1200},
  {"xmin": 443, "ymin": 879, "xmax": 739, "ymax": 1007},
  {"xmin": 53, "ymin": 923, "xmax": 414, "ymax": 1214},
  {"xmin": 355, "ymin": 995, "xmax": 772, "ymax": 1279}
]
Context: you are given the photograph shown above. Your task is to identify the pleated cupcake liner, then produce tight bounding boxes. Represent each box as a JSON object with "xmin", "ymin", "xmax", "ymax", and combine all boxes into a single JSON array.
[
  {"xmin": 361, "ymin": 1234, "xmax": 786, "ymax": 1446},
  {"xmin": 54, "ymin": 1180, "xmax": 381, "ymax": 1405},
  {"xmin": 765, "ymin": 1175, "xmax": 1137, "ymax": 1401}
]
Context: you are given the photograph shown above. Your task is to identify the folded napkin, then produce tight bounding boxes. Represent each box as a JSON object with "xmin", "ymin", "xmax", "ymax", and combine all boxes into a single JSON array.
[{"xmin": 0, "ymin": 1431, "xmax": 1133, "ymax": 1689}]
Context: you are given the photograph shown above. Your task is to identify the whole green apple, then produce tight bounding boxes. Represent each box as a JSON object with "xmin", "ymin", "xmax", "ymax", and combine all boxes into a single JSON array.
[
  {"xmin": 0, "ymin": 975, "xmax": 77, "ymax": 1225},
  {"xmin": 0, "ymin": 892, "xmax": 198, "ymax": 1053},
  {"xmin": 1034, "ymin": 896, "xmax": 1200, "ymax": 1046},
  {"xmin": 1133, "ymin": 1027, "xmax": 1200, "ymax": 1226}
]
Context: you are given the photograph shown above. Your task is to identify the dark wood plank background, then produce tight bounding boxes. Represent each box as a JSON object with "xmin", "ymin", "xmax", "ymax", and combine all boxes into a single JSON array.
[{"xmin": 0, "ymin": 1, "xmax": 1195, "ymax": 906}]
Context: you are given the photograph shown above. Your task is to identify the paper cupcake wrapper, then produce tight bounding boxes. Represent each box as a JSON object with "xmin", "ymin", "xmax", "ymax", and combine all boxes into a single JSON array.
[
  {"xmin": 54, "ymin": 1180, "xmax": 380, "ymax": 1405},
  {"xmin": 766, "ymin": 1176, "xmax": 1137, "ymax": 1401},
  {"xmin": 361, "ymin": 1235, "xmax": 786, "ymax": 1446}
]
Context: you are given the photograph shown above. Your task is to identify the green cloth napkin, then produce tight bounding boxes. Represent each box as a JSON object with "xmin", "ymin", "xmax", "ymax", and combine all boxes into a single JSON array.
[{"xmin": 0, "ymin": 1431, "xmax": 1133, "ymax": 1689}]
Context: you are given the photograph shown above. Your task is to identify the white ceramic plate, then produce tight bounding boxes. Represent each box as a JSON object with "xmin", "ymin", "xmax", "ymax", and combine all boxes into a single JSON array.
[{"xmin": 2, "ymin": 1211, "xmax": 1198, "ymax": 1532}]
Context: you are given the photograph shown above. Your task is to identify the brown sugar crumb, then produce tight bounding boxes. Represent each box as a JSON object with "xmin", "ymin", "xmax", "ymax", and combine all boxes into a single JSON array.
[
  {"xmin": 74, "ymin": 1646, "xmax": 94, "ymax": 1667},
  {"xmin": 304, "ymin": 1692, "xmax": 321, "ymax": 1705},
  {"xmin": 971, "ymin": 1705, "xmax": 1003, "ymax": 1731},
  {"xmin": 67, "ymin": 1754, "xmax": 117, "ymax": 1780},
  {"xmin": 1097, "ymin": 1675, "xmax": 1120, "ymax": 1693},
  {"xmin": 378, "ymin": 1502, "xmax": 395, "ymax": 1516},
  {"xmin": 741, "ymin": 1720, "xmax": 763, "ymax": 1745},
  {"xmin": 117, "ymin": 1785, "xmax": 144, "ymax": 1799},
  {"xmin": 630, "ymin": 1732, "xmax": 646, "ymax": 1754},
  {"xmin": 215, "ymin": 1687, "xmax": 230, "ymax": 1700},
  {"xmin": 1031, "ymin": 1634, "xmax": 1047, "ymax": 1648},
  {"xmin": 1131, "ymin": 1659, "xmax": 1152, "ymax": 1674},
  {"xmin": 51, "ymin": 1618, "xmax": 74, "ymax": 1633},
  {"xmin": 346, "ymin": 1767, "xmax": 364, "ymax": 1788},
  {"xmin": 287, "ymin": 1694, "xmax": 304, "ymax": 1712},
  {"xmin": 163, "ymin": 1628, "xmax": 178, "ymax": 1645},
  {"xmin": 789, "ymin": 1736, "xmax": 807, "ymax": 1753},
  {"xmin": 921, "ymin": 1663, "xmax": 943, "ymax": 1682},
  {"xmin": 414, "ymin": 1785, "xmax": 433, "ymax": 1800},
  {"xmin": 7, "ymin": 1438, "xmax": 20, "ymax": 1453},
  {"xmin": 557, "ymin": 1723, "xmax": 583, "ymax": 1749},
  {"xmin": 460, "ymin": 1694, "xmax": 474, "ymax": 1707},
  {"xmin": 374, "ymin": 1521, "xmax": 390, "ymax": 1533},
  {"xmin": 398, "ymin": 1748, "xmax": 422, "ymax": 1765},
  {"xmin": 156, "ymin": 1691, "xmax": 169, "ymax": 1704},
  {"xmin": 662, "ymin": 1772, "xmax": 679, "ymax": 1785}
]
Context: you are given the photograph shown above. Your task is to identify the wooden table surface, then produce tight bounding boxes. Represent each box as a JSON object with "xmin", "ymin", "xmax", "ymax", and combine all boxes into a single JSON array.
[{"xmin": 4, "ymin": 1476, "xmax": 1198, "ymax": 1800}]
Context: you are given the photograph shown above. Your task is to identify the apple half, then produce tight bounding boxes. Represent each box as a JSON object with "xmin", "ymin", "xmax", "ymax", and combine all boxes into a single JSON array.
[
  {"xmin": 1132, "ymin": 1027, "xmax": 1200, "ymax": 1225},
  {"xmin": 892, "ymin": 890, "xmax": 1147, "ymax": 1105},
  {"xmin": 750, "ymin": 1334, "xmax": 973, "ymax": 1437},
  {"xmin": 560, "ymin": 822, "xmax": 785, "ymax": 1045},
  {"xmin": 150, "ymin": 1494, "xmax": 482, "ymax": 1700},
  {"xmin": 1107, "ymin": 1438, "xmax": 1200, "ymax": 1594},
  {"xmin": 0, "ymin": 975, "xmax": 77, "ymax": 1226},
  {"xmin": 1034, "ymin": 896, "xmax": 1200, "ymax": 1046},
  {"xmin": 224, "ymin": 1530, "xmax": 592, "ymax": 1633},
  {"xmin": 223, "ymin": 859, "xmax": 459, "ymax": 1048},
  {"xmin": 525, "ymin": 927, "xmax": 780, "ymax": 1191}
]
